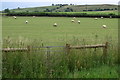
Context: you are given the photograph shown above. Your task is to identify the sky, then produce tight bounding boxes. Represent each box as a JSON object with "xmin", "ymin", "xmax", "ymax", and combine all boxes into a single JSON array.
[{"xmin": 0, "ymin": 0, "xmax": 120, "ymax": 11}]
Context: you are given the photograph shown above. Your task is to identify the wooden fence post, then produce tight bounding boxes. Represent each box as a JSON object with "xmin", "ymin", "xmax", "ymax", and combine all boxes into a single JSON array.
[
  {"xmin": 27, "ymin": 46, "xmax": 31, "ymax": 52},
  {"xmin": 66, "ymin": 44, "xmax": 70, "ymax": 54},
  {"xmin": 102, "ymin": 42, "xmax": 108, "ymax": 63}
]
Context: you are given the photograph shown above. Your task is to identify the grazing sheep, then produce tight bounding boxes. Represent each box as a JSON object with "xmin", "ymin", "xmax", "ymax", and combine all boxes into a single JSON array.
[
  {"xmin": 33, "ymin": 16, "xmax": 36, "ymax": 17},
  {"xmin": 73, "ymin": 17, "xmax": 76, "ymax": 19},
  {"xmin": 71, "ymin": 20, "xmax": 75, "ymax": 22},
  {"xmin": 101, "ymin": 17, "xmax": 103, "ymax": 19},
  {"xmin": 110, "ymin": 16, "xmax": 112, "ymax": 18},
  {"xmin": 13, "ymin": 16, "xmax": 16, "ymax": 19},
  {"xmin": 102, "ymin": 25, "xmax": 107, "ymax": 28},
  {"xmin": 94, "ymin": 18, "xmax": 98, "ymax": 20},
  {"xmin": 25, "ymin": 20, "xmax": 28, "ymax": 24},
  {"xmin": 53, "ymin": 23, "xmax": 57, "ymax": 27},
  {"xmin": 78, "ymin": 20, "xmax": 80, "ymax": 24}
]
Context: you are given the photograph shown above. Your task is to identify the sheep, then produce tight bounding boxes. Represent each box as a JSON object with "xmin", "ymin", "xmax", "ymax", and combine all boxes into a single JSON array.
[
  {"xmin": 73, "ymin": 17, "xmax": 76, "ymax": 19},
  {"xmin": 33, "ymin": 16, "xmax": 36, "ymax": 17},
  {"xmin": 25, "ymin": 20, "xmax": 28, "ymax": 24},
  {"xmin": 101, "ymin": 17, "xmax": 103, "ymax": 19},
  {"xmin": 71, "ymin": 20, "xmax": 75, "ymax": 22},
  {"xmin": 53, "ymin": 23, "xmax": 57, "ymax": 27},
  {"xmin": 110, "ymin": 16, "xmax": 112, "ymax": 18},
  {"xmin": 78, "ymin": 20, "xmax": 80, "ymax": 24},
  {"xmin": 13, "ymin": 16, "xmax": 16, "ymax": 19},
  {"xmin": 102, "ymin": 25, "xmax": 107, "ymax": 28},
  {"xmin": 94, "ymin": 18, "xmax": 98, "ymax": 20}
]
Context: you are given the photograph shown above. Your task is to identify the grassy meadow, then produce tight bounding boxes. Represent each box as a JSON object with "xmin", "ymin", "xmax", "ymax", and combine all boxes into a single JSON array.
[
  {"xmin": 2, "ymin": 16, "xmax": 119, "ymax": 78},
  {"xmin": 2, "ymin": 16, "xmax": 118, "ymax": 43}
]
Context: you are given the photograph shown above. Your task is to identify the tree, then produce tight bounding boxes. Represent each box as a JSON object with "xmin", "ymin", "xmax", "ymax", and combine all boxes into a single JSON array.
[
  {"xmin": 18, "ymin": 7, "xmax": 20, "ymax": 9},
  {"xmin": 56, "ymin": 7, "xmax": 59, "ymax": 9},
  {"xmin": 115, "ymin": 8, "xmax": 117, "ymax": 10},
  {"xmin": 26, "ymin": 10, "xmax": 29, "ymax": 12},
  {"xmin": 65, "ymin": 8, "xmax": 73, "ymax": 12},
  {"xmin": 4, "ymin": 8, "xmax": 10, "ymax": 13},
  {"xmin": 52, "ymin": 4, "xmax": 54, "ymax": 6},
  {"xmin": 44, "ymin": 8, "xmax": 51, "ymax": 12}
]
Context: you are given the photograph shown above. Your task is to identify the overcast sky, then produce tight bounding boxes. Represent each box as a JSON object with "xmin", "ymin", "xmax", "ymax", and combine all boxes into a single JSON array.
[
  {"xmin": 1, "ymin": 0, "xmax": 119, "ymax": 3},
  {"xmin": 0, "ymin": 0, "xmax": 120, "ymax": 10}
]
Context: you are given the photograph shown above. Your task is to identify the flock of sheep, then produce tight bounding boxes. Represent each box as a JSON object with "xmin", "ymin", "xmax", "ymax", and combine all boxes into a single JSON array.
[
  {"xmin": 13, "ymin": 16, "xmax": 112, "ymax": 28},
  {"xmin": 53, "ymin": 16, "xmax": 110, "ymax": 28},
  {"xmin": 13, "ymin": 16, "xmax": 28, "ymax": 24}
]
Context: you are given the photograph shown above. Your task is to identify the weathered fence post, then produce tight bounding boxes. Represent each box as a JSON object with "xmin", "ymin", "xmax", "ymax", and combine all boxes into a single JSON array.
[
  {"xmin": 102, "ymin": 42, "xmax": 108, "ymax": 63},
  {"xmin": 27, "ymin": 45, "xmax": 31, "ymax": 52},
  {"xmin": 66, "ymin": 44, "xmax": 70, "ymax": 54}
]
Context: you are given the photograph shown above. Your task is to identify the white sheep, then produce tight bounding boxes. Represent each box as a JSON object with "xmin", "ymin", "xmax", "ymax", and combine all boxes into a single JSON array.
[
  {"xmin": 73, "ymin": 17, "xmax": 76, "ymax": 19},
  {"xmin": 110, "ymin": 16, "xmax": 112, "ymax": 18},
  {"xmin": 94, "ymin": 18, "xmax": 98, "ymax": 20},
  {"xmin": 71, "ymin": 20, "xmax": 75, "ymax": 22},
  {"xmin": 78, "ymin": 20, "xmax": 80, "ymax": 24},
  {"xmin": 33, "ymin": 16, "xmax": 36, "ymax": 17},
  {"xmin": 53, "ymin": 23, "xmax": 57, "ymax": 27},
  {"xmin": 102, "ymin": 25, "xmax": 107, "ymax": 28},
  {"xmin": 13, "ymin": 16, "xmax": 16, "ymax": 19},
  {"xmin": 25, "ymin": 20, "xmax": 28, "ymax": 24},
  {"xmin": 101, "ymin": 17, "xmax": 103, "ymax": 19}
]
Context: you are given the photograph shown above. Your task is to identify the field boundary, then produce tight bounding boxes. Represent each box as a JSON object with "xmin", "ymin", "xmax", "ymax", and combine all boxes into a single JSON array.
[
  {"xmin": 2, "ymin": 42, "xmax": 108, "ymax": 64},
  {"xmin": 2, "ymin": 42, "xmax": 108, "ymax": 53},
  {"xmin": 2, "ymin": 42, "xmax": 108, "ymax": 76}
]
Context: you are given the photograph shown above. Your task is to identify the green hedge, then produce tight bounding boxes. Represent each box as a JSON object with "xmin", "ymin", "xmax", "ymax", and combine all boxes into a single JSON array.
[{"xmin": 6, "ymin": 12, "xmax": 120, "ymax": 18}]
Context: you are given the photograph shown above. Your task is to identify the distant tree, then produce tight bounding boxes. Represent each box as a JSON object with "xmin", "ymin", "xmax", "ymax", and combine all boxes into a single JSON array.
[
  {"xmin": 60, "ymin": 5, "xmax": 62, "ymax": 7},
  {"xmin": 34, "ymin": 10, "xmax": 39, "ymax": 12},
  {"xmin": 56, "ymin": 7, "xmax": 59, "ymax": 9},
  {"xmin": 70, "ymin": 8, "xmax": 73, "ymax": 12},
  {"xmin": 60, "ymin": 4, "xmax": 63, "ymax": 7},
  {"xmin": 26, "ymin": 10, "xmax": 29, "ymax": 12},
  {"xmin": 70, "ymin": 4, "xmax": 74, "ymax": 5},
  {"xmin": 115, "ymin": 8, "xmax": 117, "ymax": 10},
  {"xmin": 52, "ymin": 4, "xmax": 54, "ymax": 6},
  {"xmin": 111, "ymin": 8, "xmax": 114, "ymax": 10},
  {"xmin": 12, "ymin": 11, "xmax": 15, "ymax": 13},
  {"xmin": 88, "ymin": 10, "xmax": 93, "ymax": 11},
  {"xmin": 4, "ymin": 8, "xmax": 10, "ymax": 13},
  {"xmin": 44, "ymin": 8, "xmax": 51, "ymax": 12},
  {"xmin": 83, "ymin": 10, "xmax": 87, "ymax": 11},
  {"xmin": 18, "ymin": 7, "xmax": 20, "ymax": 9},
  {"xmin": 65, "ymin": 8, "xmax": 73, "ymax": 12}
]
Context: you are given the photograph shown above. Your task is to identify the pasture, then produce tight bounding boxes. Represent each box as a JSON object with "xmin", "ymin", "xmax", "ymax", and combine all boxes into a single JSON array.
[
  {"xmin": 2, "ymin": 16, "xmax": 118, "ymax": 45},
  {"xmin": 2, "ymin": 16, "xmax": 119, "ymax": 78}
]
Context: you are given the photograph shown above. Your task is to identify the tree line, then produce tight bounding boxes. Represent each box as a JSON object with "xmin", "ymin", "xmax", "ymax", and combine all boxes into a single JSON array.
[{"xmin": 6, "ymin": 12, "xmax": 119, "ymax": 18}]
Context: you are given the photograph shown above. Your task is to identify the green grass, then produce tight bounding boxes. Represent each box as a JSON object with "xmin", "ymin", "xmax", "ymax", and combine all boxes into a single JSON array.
[
  {"xmin": 2, "ymin": 16, "xmax": 118, "ymax": 78},
  {"xmin": 68, "ymin": 65, "xmax": 119, "ymax": 78},
  {"xmin": 2, "ymin": 17, "xmax": 118, "ymax": 44},
  {"xmin": 11, "ymin": 6, "xmax": 60, "ymax": 12}
]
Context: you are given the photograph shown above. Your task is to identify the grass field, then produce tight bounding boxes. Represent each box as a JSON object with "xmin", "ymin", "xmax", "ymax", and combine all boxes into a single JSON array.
[
  {"xmin": 2, "ymin": 16, "xmax": 119, "ymax": 78},
  {"xmin": 2, "ymin": 16, "xmax": 118, "ymax": 44}
]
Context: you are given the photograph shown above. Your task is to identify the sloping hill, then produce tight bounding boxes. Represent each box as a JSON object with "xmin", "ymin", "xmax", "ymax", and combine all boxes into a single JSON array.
[
  {"xmin": 10, "ymin": 6, "xmax": 60, "ymax": 12},
  {"xmin": 10, "ymin": 4, "xmax": 118, "ymax": 12}
]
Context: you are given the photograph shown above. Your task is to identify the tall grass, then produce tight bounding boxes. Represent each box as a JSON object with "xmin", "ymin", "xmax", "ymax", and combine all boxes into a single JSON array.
[{"xmin": 2, "ymin": 36, "xmax": 118, "ymax": 78}]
